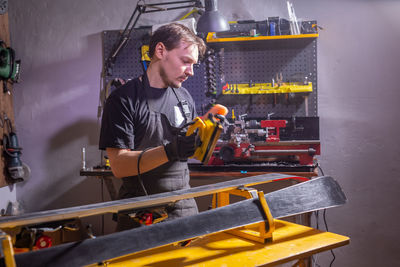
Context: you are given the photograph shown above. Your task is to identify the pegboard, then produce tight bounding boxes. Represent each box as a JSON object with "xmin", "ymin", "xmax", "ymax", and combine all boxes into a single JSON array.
[
  {"xmin": 209, "ymin": 37, "xmax": 318, "ymax": 118},
  {"xmin": 102, "ymin": 27, "xmax": 152, "ymax": 81},
  {"xmin": 102, "ymin": 22, "xmax": 318, "ymax": 119}
]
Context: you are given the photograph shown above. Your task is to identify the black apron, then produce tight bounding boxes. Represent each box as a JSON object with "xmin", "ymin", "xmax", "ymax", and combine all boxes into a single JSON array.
[{"xmin": 118, "ymin": 73, "xmax": 198, "ymax": 228}]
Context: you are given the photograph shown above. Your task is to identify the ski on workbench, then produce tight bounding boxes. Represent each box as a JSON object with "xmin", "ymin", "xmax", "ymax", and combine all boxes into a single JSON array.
[
  {"xmin": 12, "ymin": 176, "xmax": 346, "ymax": 267},
  {"xmin": 0, "ymin": 173, "xmax": 306, "ymax": 228}
]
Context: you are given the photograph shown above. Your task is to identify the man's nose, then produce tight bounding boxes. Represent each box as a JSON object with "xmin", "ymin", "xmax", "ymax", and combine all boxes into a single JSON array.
[{"xmin": 185, "ymin": 65, "xmax": 194, "ymax": 76}]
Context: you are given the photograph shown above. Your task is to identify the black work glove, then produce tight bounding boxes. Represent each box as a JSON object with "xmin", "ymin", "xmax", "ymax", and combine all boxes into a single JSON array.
[{"xmin": 164, "ymin": 132, "xmax": 197, "ymax": 161}]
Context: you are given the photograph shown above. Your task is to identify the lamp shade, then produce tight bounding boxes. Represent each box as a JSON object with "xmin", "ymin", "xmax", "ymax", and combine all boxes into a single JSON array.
[{"xmin": 196, "ymin": 0, "xmax": 229, "ymax": 33}]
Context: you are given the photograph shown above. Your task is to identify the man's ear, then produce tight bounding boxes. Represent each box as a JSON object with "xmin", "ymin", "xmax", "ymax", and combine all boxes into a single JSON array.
[{"xmin": 154, "ymin": 42, "xmax": 166, "ymax": 59}]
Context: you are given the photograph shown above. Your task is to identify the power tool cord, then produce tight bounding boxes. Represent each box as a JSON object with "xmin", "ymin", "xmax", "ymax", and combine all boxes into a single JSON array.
[{"xmin": 311, "ymin": 163, "xmax": 336, "ymax": 267}]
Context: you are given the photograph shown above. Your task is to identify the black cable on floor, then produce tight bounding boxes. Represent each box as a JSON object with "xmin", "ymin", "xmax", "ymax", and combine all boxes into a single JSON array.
[
  {"xmin": 317, "ymin": 163, "xmax": 336, "ymax": 267},
  {"xmin": 323, "ymin": 208, "xmax": 336, "ymax": 267}
]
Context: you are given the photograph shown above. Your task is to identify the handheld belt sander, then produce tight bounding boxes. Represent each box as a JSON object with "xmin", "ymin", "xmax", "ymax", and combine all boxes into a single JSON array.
[{"xmin": 187, "ymin": 104, "xmax": 228, "ymax": 165}]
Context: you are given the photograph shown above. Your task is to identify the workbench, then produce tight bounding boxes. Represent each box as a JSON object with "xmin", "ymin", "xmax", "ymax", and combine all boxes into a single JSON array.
[{"xmin": 89, "ymin": 219, "xmax": 349, "ymax": 267}]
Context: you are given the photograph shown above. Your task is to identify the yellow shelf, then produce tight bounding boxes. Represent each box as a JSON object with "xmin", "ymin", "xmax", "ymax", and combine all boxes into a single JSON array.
[
  {"xmin": 222, "ymin": 82, "xmax": 313, "ymax": 95},
  {"xmin": 206, "ymin": 32, "xmax": 319, "ymax": 43}
]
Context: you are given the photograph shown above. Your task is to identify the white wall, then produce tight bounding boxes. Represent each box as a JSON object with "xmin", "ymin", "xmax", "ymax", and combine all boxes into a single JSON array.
[{"xmin": 7, "ymin": 0, "xmax": 400, "ymax": 266}]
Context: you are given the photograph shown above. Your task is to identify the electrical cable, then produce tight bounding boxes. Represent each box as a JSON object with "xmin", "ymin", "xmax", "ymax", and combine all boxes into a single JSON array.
[
  {"xmin": 317, "ymin": 162, "xmax": 325, "ymax": 176},
  {"xmin": 137, "ymin": 147, "xmax": 152, "ymax": 196},
  {"xmin": 315, "ymin": 163, "xmax": 336, "ymax": 267},
  {"xmin": 324, "ymin": 208, "xmax": 336, "ymax": 267}
]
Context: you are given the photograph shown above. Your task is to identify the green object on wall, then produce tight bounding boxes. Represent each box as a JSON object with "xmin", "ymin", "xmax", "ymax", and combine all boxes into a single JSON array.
[{"xmin": 0, "ymin": 44, "xmax": 20, "ymax": 81}]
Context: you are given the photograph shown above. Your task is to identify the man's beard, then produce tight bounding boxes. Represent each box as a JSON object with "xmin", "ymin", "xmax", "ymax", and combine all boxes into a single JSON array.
[{"xmin": 160, "ymin": 66, "xmax": 180, "ymax": 88}]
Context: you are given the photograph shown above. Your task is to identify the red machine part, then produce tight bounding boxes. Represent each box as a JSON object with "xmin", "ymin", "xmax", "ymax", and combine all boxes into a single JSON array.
[
  {"xmin": 210, "ymin": 142, "xmax": 320, "ymax": 166},
  {"xmin": 35, "ymin": 235, "xmax": 52, "ymax": 249},
  {"xmin": 136, "ymin": 212, "xmax": 153, "ymax": 225},
  {"xmin": 260, "ymin": 120, "xmax": 287, "ymax": 142},
  {"xmin": 252, "ymin": 143, "xmax": 320, "ymax": 165}
]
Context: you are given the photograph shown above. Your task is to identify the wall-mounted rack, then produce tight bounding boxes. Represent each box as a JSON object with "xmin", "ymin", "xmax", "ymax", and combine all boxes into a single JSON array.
[
  {"xmin": 206, "ymin": 32, "xmax": 319, "ymax": 43},
  {"xmin": 222, "ymin": 82, "xmax": 312, "ymax": 95}
]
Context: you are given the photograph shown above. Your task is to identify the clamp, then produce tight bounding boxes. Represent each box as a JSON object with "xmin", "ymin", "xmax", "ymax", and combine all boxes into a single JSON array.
[{"xmin": 211, "ymin": 186, "xmax": 275, "ymax": 243}]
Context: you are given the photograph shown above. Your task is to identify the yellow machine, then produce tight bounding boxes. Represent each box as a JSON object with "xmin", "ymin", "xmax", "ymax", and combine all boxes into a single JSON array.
[{"xmin": 187, "ymin": 104, "xmax": 228, "ymax": 165}]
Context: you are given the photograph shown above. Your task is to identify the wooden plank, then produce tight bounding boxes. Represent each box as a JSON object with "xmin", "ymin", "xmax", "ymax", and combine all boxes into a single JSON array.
[{"xmin": 0, "ymin": 173, "xmax": 303, "ymax": 228}]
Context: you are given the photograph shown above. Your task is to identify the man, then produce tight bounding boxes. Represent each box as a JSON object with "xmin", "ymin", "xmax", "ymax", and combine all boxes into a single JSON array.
[{"xmin": 99, "ymin": 23, "xmax": 206, "ymax": 230}]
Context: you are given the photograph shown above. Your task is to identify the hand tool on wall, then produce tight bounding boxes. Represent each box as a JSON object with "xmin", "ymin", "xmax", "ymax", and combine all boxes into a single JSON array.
[
  {"xmin": 287, "ymin": 1, "xmax": 300, "ymax": 35},
  {"xmin": 1, "ymin": 113, "xmax": 30, "ymax": 183},
  {"xmin": 0, "ymin": 40, "xmax": 21, "ymax": 94},
  {"xmin": 275, "ymin": 72, "xmax": 283, "ymax": 88},
  {"xmin": 140, "ymin": 45, "xmax": 151, "ymax": 71},
  {"xmin": 0, "ymin": 0, "xmax": 8, "ymax": 14}
]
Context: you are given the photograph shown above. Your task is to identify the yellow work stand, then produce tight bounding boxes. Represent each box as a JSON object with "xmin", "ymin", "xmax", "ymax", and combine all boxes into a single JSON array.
[{"xmin": 99, "ymin": 220, "xmax": 349, "ymax": 267}]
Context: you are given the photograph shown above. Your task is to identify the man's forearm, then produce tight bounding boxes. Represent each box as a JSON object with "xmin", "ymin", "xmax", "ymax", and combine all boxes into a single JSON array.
[{"xmin": 106, "ymin": 146, "xmax": 169, "ymax": 178}]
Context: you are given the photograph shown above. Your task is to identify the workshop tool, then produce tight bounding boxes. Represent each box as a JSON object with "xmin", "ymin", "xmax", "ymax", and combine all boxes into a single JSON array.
[
  {"xmin": 287, "ymin": 1, "xmax": 300, "ymax": 35},
  {"xmin": 209, "ymin": 114, "xmax": 320, "ymax": 166},
  {"xmin": 5, "ymin": 176, "xmax": 346, "ymax": 267},
  {"xmin": 275, "ymin": 72, "xmax": 283, "ymax": 87},
  {"xmin": 186, "ymin": 104, "xmax": 228, "ymax": 164},
  {"xmin": 140, "ymin": 45, "xmax": 150, "ymax": 71},
  {"xmin": 0, "ymin": 41, "xmax": 20, "ymax": 82},
  {"xmin": 269, "ymin": 21, "xmax": 276, "ymax": 36},
  {"xmin": 130, "ymin": 207, "xmax": 168, "ymax": 226},
  {"xmin": 0, "ymin": 40, "xmax": 21, "ymax": 94},
  {"xmin": 1, "ymin": 113, "xmax": 30, "ymax": 182},
  {"xmin": 261, "ymin": 119, "xmax": 287, "ymax": 142}
]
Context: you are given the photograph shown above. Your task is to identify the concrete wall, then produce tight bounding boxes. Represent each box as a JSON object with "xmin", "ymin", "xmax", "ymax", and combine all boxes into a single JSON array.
[{"xmin": 6, "ymin": 0, "xmax": 400, "ymax": 266}]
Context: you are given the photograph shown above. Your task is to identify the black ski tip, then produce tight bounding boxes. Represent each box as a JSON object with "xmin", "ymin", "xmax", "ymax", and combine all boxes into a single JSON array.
[{"xmin": 266, "ymin": 175, "xmax": 347, "ymax": 219}]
